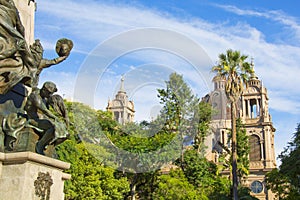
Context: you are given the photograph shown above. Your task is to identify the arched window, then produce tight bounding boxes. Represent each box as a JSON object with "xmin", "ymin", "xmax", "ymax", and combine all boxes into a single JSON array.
[
  {"xmin": 221, "ymin": 130, "xmax": 225, "ymax": 144},
  {"xmin": 114, "ymin": 112, "xmax": 119, "ymax": 121},
  {"xmin": 250, "ymin": 135, "xmax": 261, "ymax": 161}
]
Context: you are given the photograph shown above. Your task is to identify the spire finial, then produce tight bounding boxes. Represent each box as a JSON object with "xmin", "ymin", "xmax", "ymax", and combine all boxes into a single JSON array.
[
  {"xmin": 251, "ymin": 57, "xmax": 254, "ymax": 70},
  {"xmin": 250, "ymin": 57, "xmax": 258, "ymax": 79},
  {"xmin": 120, "ymin": 75, "xmax": 125, "ymax": 92}
]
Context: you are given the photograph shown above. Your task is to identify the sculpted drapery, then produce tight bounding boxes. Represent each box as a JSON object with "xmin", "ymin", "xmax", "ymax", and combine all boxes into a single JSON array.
[
  {"xmin": 0, "ymin": 1, "xmax": 73, "ymax": 156},
  {"xmin": 0, "ymin": 0, "xmax": 36, "ymax": 94}
]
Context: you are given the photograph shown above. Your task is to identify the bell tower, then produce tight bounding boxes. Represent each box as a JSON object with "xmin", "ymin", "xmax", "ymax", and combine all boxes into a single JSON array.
[
  {"xmin": 240, "ymin": 62, "xmax": 276, "ymax": 199},
  {"xmin": 203, "ymin": 61, "xmax": 277, "ymax": 199},
  {"xmin": 106, "ymin": 76, "xmax": 135, "ymax": 124}
]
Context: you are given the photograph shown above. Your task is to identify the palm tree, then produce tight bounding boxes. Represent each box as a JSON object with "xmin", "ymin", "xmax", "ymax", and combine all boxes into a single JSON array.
[{"xmin": 212, "ymin": 49, "xmax": 253, "ymax": 200}]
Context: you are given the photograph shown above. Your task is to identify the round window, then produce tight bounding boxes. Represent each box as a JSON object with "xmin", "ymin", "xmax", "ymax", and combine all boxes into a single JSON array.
[{"xmin": 250, "ymin": 180, "xmax": 263, "ymax": 194}]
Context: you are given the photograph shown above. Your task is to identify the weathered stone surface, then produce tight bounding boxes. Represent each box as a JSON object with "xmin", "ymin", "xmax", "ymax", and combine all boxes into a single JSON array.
[
  {"xmin": 14, "ymin": 0, "xmax": 36, "ymax": 45},
  {"xmin": 0, "ymin": 152, "xmax": 70, "ymax": 200}
]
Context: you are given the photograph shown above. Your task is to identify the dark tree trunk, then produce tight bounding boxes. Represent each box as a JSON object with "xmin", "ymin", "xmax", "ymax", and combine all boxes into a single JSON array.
[
  {"xmin": 130, "ymin": 174, "xmax": 137, "ymax": 200},
  {"xmin": 231, "ymin": 102, "xmax": 238, "ymax": 200}
]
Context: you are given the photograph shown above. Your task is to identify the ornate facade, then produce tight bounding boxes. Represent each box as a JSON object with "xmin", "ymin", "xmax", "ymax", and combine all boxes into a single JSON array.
[
  {"xmin": 106, "ymin": 77, "xmax": 135, "ymax": 124},
  {"xmin": 204, "ymin": 67, "xmax": 276, "ymax": 199}
]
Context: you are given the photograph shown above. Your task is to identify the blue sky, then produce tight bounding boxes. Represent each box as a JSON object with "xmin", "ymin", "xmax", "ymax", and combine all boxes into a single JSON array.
[{"xmin": 33, "ymin": 0, "xmax": 300, "ymax": 163}]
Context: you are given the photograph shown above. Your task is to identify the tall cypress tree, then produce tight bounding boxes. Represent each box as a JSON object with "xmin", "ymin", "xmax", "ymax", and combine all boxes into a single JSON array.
[{"xmin": 157, "ymin": 72, "xmax": 200, "ymax": 166}]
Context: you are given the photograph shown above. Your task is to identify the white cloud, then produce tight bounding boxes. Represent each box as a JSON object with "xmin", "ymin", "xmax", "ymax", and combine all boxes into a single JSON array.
[
  {"xmin": 269, "ymin": 91, "xmax": 300, "ymax": 114},
  {"xmin": 35, "ymin": 1, "xmax": 299, "ymax": 107},
  {"xmin": 215, "ymin": 4, "xmax": 300, "ymax": 44},
  {"xmin": 35, "ymin": 0, "xmax": 300, "ymax": 115},
  {"xmin": 35, "ymin": 0, "xmax": 300, "ymax": 160}
]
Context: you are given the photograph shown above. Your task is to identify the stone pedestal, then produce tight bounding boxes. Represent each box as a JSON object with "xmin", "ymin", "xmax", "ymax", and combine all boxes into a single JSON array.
[{"xmin": 0, "ymin": 152, "xmax": 70, "ymax": 200}]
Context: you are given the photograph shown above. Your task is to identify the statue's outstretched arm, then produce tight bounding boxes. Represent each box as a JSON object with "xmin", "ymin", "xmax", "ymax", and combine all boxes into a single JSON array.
[{"xmin": 39, "ymin": 56, "xmax": 67, "ymax": 69}]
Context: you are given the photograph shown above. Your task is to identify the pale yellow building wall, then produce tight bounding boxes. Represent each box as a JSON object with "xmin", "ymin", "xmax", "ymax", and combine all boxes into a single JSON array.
[{"xmin": 14, "ymin": 0, "xmax": 36, "ymax": 45}]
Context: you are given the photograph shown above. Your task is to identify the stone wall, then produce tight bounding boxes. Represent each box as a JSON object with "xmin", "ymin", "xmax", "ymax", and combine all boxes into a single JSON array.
[
  {"xmin": 14, "ymin": 0, "xmax": 36, "ymax": 45},
  {"xmin": 0, "ymin": 152, "xmax": 70, "ymax": 200}
]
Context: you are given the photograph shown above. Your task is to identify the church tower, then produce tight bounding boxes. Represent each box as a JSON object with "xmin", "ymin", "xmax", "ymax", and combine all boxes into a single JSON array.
[
  {"xmin": 204, "ymin": 63, "xmax": 276, "ymax": 200},
  {"xmin": 106, "ymin": 76, "xmax": 135, "ymax": 124},
  {"xmin": 240, "ymin": 64, "xmax": 276, "ymax": 199}
]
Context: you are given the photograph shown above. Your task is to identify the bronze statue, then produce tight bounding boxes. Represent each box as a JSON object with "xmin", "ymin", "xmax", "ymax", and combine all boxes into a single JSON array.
[
  {"xmin": 0, "ymin": 1, "xmax": 72, "ymax": 156},
  {"xmin": 0, "ymin": 0, "xmax": 73, "ymax": 94},
  {"xmin": 0, "ymin": 0, "xmax": 25, "ymax": 59},
  {"xmin": 0, "ymin": 0, "xmax": 34, "ymax": 94},
  {"xmin": 24, "ymin": 82, "xmax": 69, "ymax": 155},
  {"xmin": 48, "ymin": 94, "xmax": 70, "ymax": 128},
  {"xmin": 30, "ymin": 38, "xmax": 73, "ymax": 87}
]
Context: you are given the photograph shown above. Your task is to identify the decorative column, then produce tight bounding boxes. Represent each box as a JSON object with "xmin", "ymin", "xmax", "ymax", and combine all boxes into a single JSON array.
[
  {"xmin": 242, "ymin": 98, "xmax": 246, "ymax": 118},
  {"xmin": 256, "ymin": 99, "xmax": 259, "ymax": 117},
  {"xmin": 247, "ymin": 100, "xmax": 251, "ymax": 118},
  {"xmin": 260, "ymin": 140, "xmax": 265, "ymax": 160},
  {"xmin": 263, "ymin": 127, "xmax": 274, "ymax": 168},
  {"xmin": 14, "ymin": 0, "xmax": 36, "ymax": 45}
]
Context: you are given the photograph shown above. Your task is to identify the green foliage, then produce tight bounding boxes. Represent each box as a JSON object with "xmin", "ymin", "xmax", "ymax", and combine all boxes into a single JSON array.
[
  {"xmin": 219, "ymin": 119, "xmax": 250, "ymax": 180},
  {"xmin": 96, "ymin": 110, "xmax": 119, "ymax": 134},
  {"xmin": 157, "ymin": 72, "xmax": 200, "ymax": 137},
  {"xmin": 110, "ymin": 126, "xmax": 176, "ymax": 154},
  {"xmin": 152, "ymin": 169, "xmax": 204, "ymax": 200},
  {"xmin": 212, "ymin": 50, "xmax": 253, "ymax": 199},
  {"xmin": 236, "ymin": 119, "xmax": 250, "ymax": 179},
  {"xmin": 116, "ymin": 171, "xmax": 158, "ymax": 200},
  {"xmin": 265, "ymin": 169, "xmax": 294, "ymax": 199},
  {"xmin": 53, "ymin": 80, "xmax": 253, "ymax": 200},
  {"xmin": 182, "ymin": 150, "xmax": 217, "ymax": 187},
  {"xmin": 180, "ymin": 149, "xmax": 231, "ymax": 199},
  {"xmin": 107, "ymin": 121, "xmax": 180, "ymax": 198},
  {"xmin": 194, "ymin": 101, "xmax": 214, "ymax": 154},
  {"xmin": 266, "ymin": 124, "xmax": 300, "ymax": 199},
  {"xmin": 279, "ymin": 123, "xmax": 300, "ymax": 187},
  {"xmin": 56, "ymin": 140, "xmax": 129, "ymax": 200},
  {"xmin": 67, "ymin": 101, "xmax": 102, "ymax": 140},
  {"xmin": 237, "ymin": 186, "xmax": 259, "ymax": 200},
  {"xmin": 157, "ymin": 72, "xmax": 207, "ymax": 168},
  {"xmin": 56, "ymin": 102, "xmax": 130, "ymax": 200},
  {"xmin": 212, "ymin": 49, "xmax": 253, "ymax": 103},
  {"xmin": 108, "ymin": 121, "xmax": 181, "ymax": 173}
]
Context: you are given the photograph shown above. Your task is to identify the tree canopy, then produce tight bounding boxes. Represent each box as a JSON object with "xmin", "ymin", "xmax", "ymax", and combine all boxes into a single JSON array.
[
  {"xmin": 266, "ymin": 123, "xmax": 300, "ymax": 199},
  {"xmin": 54, "ymin": 72, "xmax": 258, "ymax": 200}
]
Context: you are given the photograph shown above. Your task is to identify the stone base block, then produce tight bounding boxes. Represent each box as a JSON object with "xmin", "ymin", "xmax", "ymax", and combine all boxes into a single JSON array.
[{"xmin": 0, "ymin": 152, "xmax": 70, "ymax": 200}]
